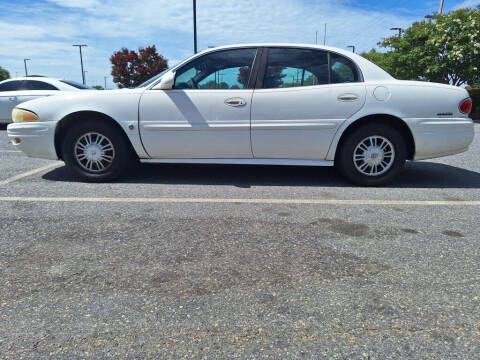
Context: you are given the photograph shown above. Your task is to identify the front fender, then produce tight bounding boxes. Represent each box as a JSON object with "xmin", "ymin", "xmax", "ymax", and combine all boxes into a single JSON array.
[{"xmin": 16, "ymin": 90, "xmax": 149, "ymax": 159}]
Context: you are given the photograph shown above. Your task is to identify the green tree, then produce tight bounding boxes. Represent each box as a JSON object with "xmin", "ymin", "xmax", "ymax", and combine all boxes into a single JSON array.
[
  {"xmin": 360, "ymin": 49, "xmax": 396, "ymax": 76},
  {"xmin": 303, "ymin": 75, "xmax": 317, "ymax": 86},
  {"xmin": 91, "ymin": 85, "xmax": 104, "ymax": 90},
  {"xmin": 264, "ymin": 66, "xmax": 287, "ymax": 88},
  {"xmin": 361, "ymin": 6, "xmax": 480, "ymax": 86},
  {"xmin": 0, "ymin": 66, "xmax": 10, "ymax": 81}
]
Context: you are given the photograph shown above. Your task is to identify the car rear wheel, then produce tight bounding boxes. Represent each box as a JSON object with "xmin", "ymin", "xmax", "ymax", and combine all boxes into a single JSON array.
[
  {"xmin": 336, "ymin": 123, "xmax": 407, "ymax": 186},
  {"xmin": 62, "ymin": 120, "xmax": 132, "ymax": 182}
]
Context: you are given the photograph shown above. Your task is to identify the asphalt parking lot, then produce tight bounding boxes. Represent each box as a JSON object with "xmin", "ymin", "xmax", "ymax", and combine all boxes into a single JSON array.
[{"xmin": 1, "ymin": 125, "xmax": 479, "ymax": 359}]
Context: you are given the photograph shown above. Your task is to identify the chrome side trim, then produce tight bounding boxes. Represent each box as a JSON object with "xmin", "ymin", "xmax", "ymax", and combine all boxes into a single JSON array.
[{"xmin": 140, "ymin": 158, "xmax": 334, "ymax": 166}]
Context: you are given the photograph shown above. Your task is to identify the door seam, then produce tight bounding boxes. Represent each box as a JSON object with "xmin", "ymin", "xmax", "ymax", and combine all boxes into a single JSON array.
[{"xmin": 249, "ymin": 90, "xmax": 255, "ymax": 157}]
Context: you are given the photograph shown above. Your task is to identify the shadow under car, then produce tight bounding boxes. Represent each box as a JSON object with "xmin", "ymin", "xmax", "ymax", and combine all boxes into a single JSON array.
[{"xmin": 42, "ymin": 161, "xmax": 480, "ymax": 189}]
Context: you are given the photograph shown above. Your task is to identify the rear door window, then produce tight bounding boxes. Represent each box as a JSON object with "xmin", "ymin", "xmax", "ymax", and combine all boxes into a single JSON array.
[
  {"xmin": 21, "ymin": 80, "xmax": 58, "ymax": 90},
  {"xmin": 262, "ymin": 48, "xmax": 329, "ymax": 89},
  {"xmin": 0, "ymin": 81, "xmax": 24, "ymax": 91},
  {"xmin": 330, "ymin": 54, "xmax": 360, "ymax": 83}
]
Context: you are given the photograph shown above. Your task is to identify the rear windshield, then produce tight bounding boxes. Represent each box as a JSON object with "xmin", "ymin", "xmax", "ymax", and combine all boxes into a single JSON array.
[{"xmin": 60, "ymin": 80, "xmax": 89, "ymax": 89}]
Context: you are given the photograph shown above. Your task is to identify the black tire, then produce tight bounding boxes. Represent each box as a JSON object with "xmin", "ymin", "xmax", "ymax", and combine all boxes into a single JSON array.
[
  {"xmin": 336, "ymin": 123, "xmax": 407, "ymax": 186},
  {"xmin": 61, "ymin": 120, "xmax": 132, "ymax": 182}
]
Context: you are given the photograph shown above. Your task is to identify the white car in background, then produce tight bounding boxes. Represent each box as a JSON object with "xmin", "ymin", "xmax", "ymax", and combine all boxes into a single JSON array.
[
  {"xmin": 0, "ymin": 76, "xmax": 87, "ymax": 124},
  {"xmin": 7, "ymin": 44, "xmax": 475, "ymax": 186}
]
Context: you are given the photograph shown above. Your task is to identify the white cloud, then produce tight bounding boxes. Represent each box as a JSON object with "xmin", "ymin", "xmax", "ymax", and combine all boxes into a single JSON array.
[
  {"xmin": 454, "ymin": 0, "xmax": 480, "ymax": 9},
  {"xmin": 46, "ymin": 0, "xmax": 102, "ymax": 9},
  {"xmin": 0, "ymin": 0, "xmax": 418, "ymax": 87}
]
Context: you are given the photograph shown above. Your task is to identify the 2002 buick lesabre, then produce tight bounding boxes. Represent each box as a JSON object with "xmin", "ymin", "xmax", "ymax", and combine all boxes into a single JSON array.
[{"xmin": 7, "ymin": 44, "xmax": 474, "ymax": 186}]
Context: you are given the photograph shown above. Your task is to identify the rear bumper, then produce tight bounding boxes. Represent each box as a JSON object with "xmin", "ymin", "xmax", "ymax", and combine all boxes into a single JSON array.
[
  {"xmin": 407, "ymin": 118, "xmax": 474, "ymax": 160},
  {"xmin": 7, "ymin": 122, "xmax": 58, "ymax": 160}
]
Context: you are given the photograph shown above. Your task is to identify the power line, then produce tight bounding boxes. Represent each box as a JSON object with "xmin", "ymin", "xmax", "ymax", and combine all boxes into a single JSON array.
[{"xmin": 348, "ymin": 0, "xmax": 406, "ymax": 49}]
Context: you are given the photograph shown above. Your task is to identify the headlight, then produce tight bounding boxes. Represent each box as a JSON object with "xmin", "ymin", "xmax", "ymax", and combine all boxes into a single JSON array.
[{"xmin": 12, "ymin": 108, "xmax": 39, "ymax": 123}]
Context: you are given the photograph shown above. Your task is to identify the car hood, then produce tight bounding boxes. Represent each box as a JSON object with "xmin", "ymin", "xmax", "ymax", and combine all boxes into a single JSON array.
[
  {"xmin": 14, "ymin": 88, "xmax": 145, "ymax": 123},
  {"xmin": 17, "ymin": 88, "xmax": 144, "ymax": 107}
]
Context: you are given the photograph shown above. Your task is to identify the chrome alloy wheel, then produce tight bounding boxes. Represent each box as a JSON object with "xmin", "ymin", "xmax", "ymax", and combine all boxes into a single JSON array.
[
  {"xmin": 74, "ymin": 132, "xmax": 115, "ymax": 172},
  {"xmin": 353, "ymin": 135, "xmax": 395, "ymax": 176}
]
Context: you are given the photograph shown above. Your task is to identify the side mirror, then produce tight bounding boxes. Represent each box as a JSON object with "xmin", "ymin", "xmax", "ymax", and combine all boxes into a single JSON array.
[{"xmin": 153, "ymin": 71, "xmax": 175, "ymax": 90}]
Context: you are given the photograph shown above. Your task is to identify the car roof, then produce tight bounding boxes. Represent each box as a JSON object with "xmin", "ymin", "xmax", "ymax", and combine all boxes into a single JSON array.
[
  {"xmin": 184, "ymin": 43, "xmax": 394, "ymax": 82},
  {"xmin": 1, "ymin": 76, "xmax": 61, "ymax": 83},
  {"xmin": 0, "ymin": 76, "xmax": 81, "ymax": 90}
]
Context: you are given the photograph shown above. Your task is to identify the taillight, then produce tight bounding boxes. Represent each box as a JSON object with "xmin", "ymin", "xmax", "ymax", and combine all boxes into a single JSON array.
[{"xmin": 459, "ymin": 98, "xmax": 472, "ymax": 114}]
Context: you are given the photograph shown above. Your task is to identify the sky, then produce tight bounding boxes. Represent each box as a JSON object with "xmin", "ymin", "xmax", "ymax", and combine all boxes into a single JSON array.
[{"xmin": 0, "ymin": 0, "xmax": 479, "ymax": 88}]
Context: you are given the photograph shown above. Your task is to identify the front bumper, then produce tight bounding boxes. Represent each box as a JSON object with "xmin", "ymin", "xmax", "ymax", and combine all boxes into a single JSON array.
[
  {"xmin": 407, "ymin": 118, "xmax": 475, "ymax": 160},
  {"xmin": 7, "ymin": 121, "xmax": 58, "ymax": 160}
]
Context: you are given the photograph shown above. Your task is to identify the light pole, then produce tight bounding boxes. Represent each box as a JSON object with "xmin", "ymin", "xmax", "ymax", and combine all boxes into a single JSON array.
[
  {"xmin": 73, "ymin": 44, "xmax": 87, "ymax": 85},
  {"xmin": 323, "ymin": 23, "xmax": 327, "ymax": 45},
  {"xmin": 315, "ymin": 30, "xmax": 318, "ymax": 45},
  {"xmin": 23, "ymin": 59, "xmax": 30, "ymax": 76},
  {"xmin": 193, "ymin": 0, "xmax": 198, "ymax": 53},
  {"xmin": 104, "ymin": 76, "xmax": 107, "ymax": 90},
  {"xmin": 439, "ymin": 0, "xmax": 444, "ymax": 15},
  {"xmin": 83, "ymin": 70, "xmax": 88, "ymax": 86},
  {"xmin": 347, "ymin": 45, "xmax": 355, "ymax": 53},
  {"xmin": 390, "ymin": 27, "xmax": 403, "ymax": 37}
]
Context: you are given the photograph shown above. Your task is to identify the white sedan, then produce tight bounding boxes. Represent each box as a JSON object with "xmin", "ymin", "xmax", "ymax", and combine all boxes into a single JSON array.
[
  {"xmin": 0, "ymin": 76, "xmax": 87, "ymax": 124},
  {"xmin": 7, "ymin": 44, "xmax": 474, "ymax": 186}
]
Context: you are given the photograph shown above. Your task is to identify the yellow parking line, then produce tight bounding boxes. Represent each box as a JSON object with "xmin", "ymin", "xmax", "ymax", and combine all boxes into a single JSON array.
[
  {"xmin": 0, "ymin": 162, "xmax": 62, "ymax": 186},
  {"xmin": 0, "ymin": 196, "xmax": 479, "ymax": 206}
]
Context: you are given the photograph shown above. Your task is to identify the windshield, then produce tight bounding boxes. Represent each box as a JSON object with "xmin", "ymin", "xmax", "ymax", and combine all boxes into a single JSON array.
[
  {"xmin": 136, "ymin": 68, "xmax": 170, "ymax": 88},
  {"xmin": 60, "ymin": 80, "xmax": 90, "ymax": 89}
]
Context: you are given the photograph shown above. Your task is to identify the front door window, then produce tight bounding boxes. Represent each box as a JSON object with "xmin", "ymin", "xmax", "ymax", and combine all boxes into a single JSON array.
[{"xmin": 173, "ymin": 48, "xmax": 257, "ymax": 90}]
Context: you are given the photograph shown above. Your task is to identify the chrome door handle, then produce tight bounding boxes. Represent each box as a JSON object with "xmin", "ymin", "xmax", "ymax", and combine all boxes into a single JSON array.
[
  {"xmin": 225, "ymin": 97, "xmax": 246, "ymax": 107},
  {"xmin": 338, "ymin": 94, "xmax": 359, "ymax": 101}
]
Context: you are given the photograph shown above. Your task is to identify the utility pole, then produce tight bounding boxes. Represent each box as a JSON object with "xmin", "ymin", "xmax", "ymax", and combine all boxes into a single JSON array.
[
  {"xmin": 439, "ymin": 0, "xmax": 444, "ymax": 15},
  {"xmin": 390, "ymin": 27, "xmax": 402, "ymax": 37},
  {"xmin": 193, "ymin": 0, "xmax": 198, "ymax": 53},
  {"xmin": 23, "ymin": 59, "xmax": 30, "ymax": 76},
  {"xmin": 73, "ymin": 44, "xmax": 87, "ymax": 85},
  {"xmin": 323, "ymin": 23, "xmax": 327, "ymax": 45},
  {"xmin": 104, "ymin": 76, "xmax": 107, "ymax": 90},
  {"xmin": 315, "ymin": 30, "xmax": 318, "ymax": 45},
  {"xmin": 347, "ymin": 45, "xmax": 355, "ymax": 53}
]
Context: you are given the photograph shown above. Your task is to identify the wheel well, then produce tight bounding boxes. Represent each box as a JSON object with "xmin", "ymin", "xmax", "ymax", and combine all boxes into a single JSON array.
[
  {"xmin": 334, "ymin": 114, "xmax": 415, "ymax": 160},
  {"xmin": 54, "ymin": 111, "xmax": 136, "ymax": 160}
]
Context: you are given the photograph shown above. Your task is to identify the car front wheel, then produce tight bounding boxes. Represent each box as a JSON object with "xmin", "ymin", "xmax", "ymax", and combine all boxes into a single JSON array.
[
  {"xmin": 336, "ymin": 124, "xmax": 407, "ymax": 186},
  {"xmin": 62, "ymin": 120, "xmax": 132, "ymax": 182}
]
